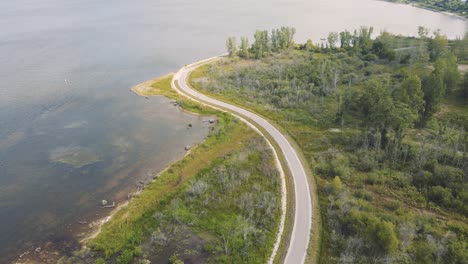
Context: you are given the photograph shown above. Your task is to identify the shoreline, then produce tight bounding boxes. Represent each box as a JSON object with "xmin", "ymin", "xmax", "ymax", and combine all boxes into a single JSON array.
[
  {"xmin": 80, "ymin": 80, "xmax": 206, "ymax": 247},
  {"xmin": 81, "ymin": 147, "xmax": 194, "ymax": 244},
  {"xmin": 90, "ymin": 70, "xmax": 285, "ymax": 262},
  {"xmin": 380, "ymin": 0, "xmax": 467, "ymax": 21},
  {"xmin": 13, "ymin": 155, "xmax": 194, "ymax": 264},
  {"xmin": 13, "ymin": 79, "xmax": 207, "ymax": 264}
]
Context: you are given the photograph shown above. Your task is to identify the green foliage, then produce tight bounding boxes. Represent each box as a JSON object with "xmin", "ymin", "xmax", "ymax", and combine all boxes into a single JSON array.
[
  {"xmin": 410, "ymin": 241, "xmax": 436, "ymax": 263},
  {"xmin": 418, "ymin": 26, "xmax": 429, "ymax": 39},
  {"xmin": 316, "ymin": 149, "xmax": 349, "ymax": 178},
  {"xmin": 169, "ymin": 254, "xmax": 184, "ymax": 264},
  {"xmin": 190, "ymin": 28, "xmax": 468, "ymax": 263},
  {"xmin": 339, "ymin": 30, "xmax": 352, "ymax": 49},
  {"xmin": 448, "ymin": 239, "xmax": 468, "ymax": 264},
  {"xmin": 239, "ymin": 37, "xmax": 249, "ymax": 58},
  {"xmin": 374, "ymin": 220, "xmax": 399, "ymax": 254},
  {"xmin": 245, "ymin": 26, "xmax": 297, "ymax": 58},
  {"xmin": 388, "ymin": 0, "xmax": 468, "ymax": 19},
  {"xmin": 461, "ymin": 73, "xmax": 468, "ymax": 100},
  {"xmin": 372, "ymin": 32, "xmax": 396, "ymax": 60},
  {"xmin": 226, "ymin": 36, "xmax": 237, "ymax": 57},
  {"xmin": 150, "ymin": 138, "xmax": 280, "ymax": 263},
  {"xmin": 353, "ymin": 26, "xmax": 374, "ymax": 52},
  {"xmin": 271, "ymin": 26, "xmax": 296, "ymax": 51},
  {"xmin": 116, "ymin": 249, "xmax": 135, "ymax": 264},
  {"xmin": 359, "ymin": 78, "xmax": 394, "ymax": 128},
  {"xmin": 421, "ymin": 72, "xmax": 445, "ymax": 125},
  {"xmin": 428, "ymin": 186, "xmax": 454, "ymax": 207},
  {"xmin": 331, "ymin": 176, "xmax": 342, "ymax": 193},
  {"xmin": 433, "ymin": 52, "xmax": 461, "ymax": 96},
  {"xmin": 428, "ymin": 32, "xmax": 449, "ymax": 61},
  {"xmin": 451, "ymin": 32, "xmax": 468, "ymax": 62},
  {"xmin": 327, "ymin": 32, "xmax": 339, "ymax": 49},
  {"xmin": 305, "ymin": 39, "xmax": 315, "ymax": 51},
  {"xmin": 94, "ymin": 259, "xmax": 105, "ymax": 264},
  {"xmin": 394, "ymin": 75, "xmax": 424, "ymax": 114},
  {"xmin": 253, "ymin": 30, "xmax": 270, "ymax": 59}
]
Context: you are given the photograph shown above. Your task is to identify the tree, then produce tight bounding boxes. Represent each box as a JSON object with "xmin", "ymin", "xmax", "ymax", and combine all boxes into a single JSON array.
[
  {"xmin": 428, "ymin": 186, "xmax": 454, "ymax": 207},
  {"xmin": 461, "ymin": 73, "xmax": 468, "ymax": 100},
  {"xmin": 253, "ymin": 30, "xmax": 270, "ymax": 59},
  {"xmin": 448, "ymin": 239, "xmax": 468, "ymax": 264},
  {"xmin": 421, "ymin": 72, "xmax": 445, "ymax": 126},
  {"xmin": 371, "ymin": 40, "xmax": 395, "ymax": 60},
  {"xmin": 359, "ymin": 78, "xmax": 394, "ymax": 147},
  {"xmin": 339, "ymin": 30, "xmax": 352, "ymax": 49},
  {"xmin": 358, "ymin": 26, "xmax": 374, "ymax": 52},
  {"xmin": 284, "ymin": 27, "xmax": 296, "ymax": 48},
  {"xmin": 372, "ymin": 31, "xmax": 396, "ymax": 60},
  {"xmin": 428, "ymin": 33, "xmax": 448, "ymax": 61},
  {"xmin": 305, "ymin": 39, "xmax": 314, "ymax": 51},
  {"xmin": 277, "ymin": 26, "xmax": 296, "ymax": 50},
  {"xmin": 331, "ymin": 176, "xmax": 343, "ymax": 193},
  {"xmin": 451, "ymin": 32, "xmax": 468, "ymax": 62},
  {"xmin": 352, "ymin": 213, "xmax": 399, "ymax": 255},
  {"xmin": 394, "ymin": 75, "xmax": 424, "ymax": 117},
  {"xmin": 374, "ymin": 220, "xmax": 399, "ymax": 254},
  {"xmin": 239, "ymin": 37, "xmax": 249, "ymax": 58},
  {"xmin": 272, "ymin": 27, "xmax": 296, "ymax": 51},
  {"xmin": 390, "ymin": 100, "xmax": 419, "ymax": 144},
  {"xmin": 418, "ymin": 26, "xmax": 429, "ymax": 39},
  {"xmin": 327, "ymin": 32, "xmax": 339, "ymax": 49},
  {"xmin": 358, "ymin": 77, "xmax": 417, "ymax": 147},
  {"xmin": 411, "ymin": 241, "xmax": 436, "ymax": 263},
  {"xmin": 169, "ymin": 254, "xmax": 184, "ymax": 264},
  {"xmin": 271, "ymin": 29, "xmax": 278, "ymax": 51},
  {"xmin": 434, "ymin": 53, "xmax": 461, "ymax": 94},
  {"xmin": 226, "ymin": 37, "xmax": 237, "ymax": 57}
]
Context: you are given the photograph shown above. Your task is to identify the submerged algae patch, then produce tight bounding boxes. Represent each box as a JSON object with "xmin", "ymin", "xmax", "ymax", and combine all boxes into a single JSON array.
[{"xmin": 49, "ymin": 146, "xmax": 101, "ymax": 168}]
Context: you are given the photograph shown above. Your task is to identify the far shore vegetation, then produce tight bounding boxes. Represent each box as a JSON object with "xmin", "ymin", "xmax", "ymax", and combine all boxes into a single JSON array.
[
  {"xmin": 80, "ymin": 74, "xmax": 282, "ymax": 263},
  {"xmin": 385, "ymin": 0, "xmax": 468, "ymax": 18},
  {"xmin": 189, "ymin": 25, "xmax": 468, "ymax": 263}
]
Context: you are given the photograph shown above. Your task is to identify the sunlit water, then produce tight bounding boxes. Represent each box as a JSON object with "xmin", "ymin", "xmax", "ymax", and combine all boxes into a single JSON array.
[{"xmin": 0, "ymin": 0, "xmax": 466, "ymax": 262}]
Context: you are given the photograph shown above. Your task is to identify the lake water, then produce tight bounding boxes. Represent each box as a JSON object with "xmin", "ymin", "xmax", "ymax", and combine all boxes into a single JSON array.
[{"xmin": 0, "ymin": 0, "xmax": 466, "ymax": 262}]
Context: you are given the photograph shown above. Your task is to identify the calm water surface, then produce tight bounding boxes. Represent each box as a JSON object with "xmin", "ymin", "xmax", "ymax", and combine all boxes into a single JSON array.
[{"xmin": 0, "ymin": 0, "xmax": 466, "ymax": 262}]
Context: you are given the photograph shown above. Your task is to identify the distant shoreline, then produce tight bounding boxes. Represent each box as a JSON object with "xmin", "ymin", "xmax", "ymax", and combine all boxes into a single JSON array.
[{"xmin": 380, "ymin": 0, "xmax": 467, "ymax": 21}]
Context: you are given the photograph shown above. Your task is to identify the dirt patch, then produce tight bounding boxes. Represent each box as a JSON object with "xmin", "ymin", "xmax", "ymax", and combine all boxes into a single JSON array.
[{"xmin": 458, "ymin": 64, "xmax": 468, "ymax": 73}]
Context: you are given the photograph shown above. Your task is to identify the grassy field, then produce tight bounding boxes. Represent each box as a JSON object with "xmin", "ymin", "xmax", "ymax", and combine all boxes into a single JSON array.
[{"xmin": 87, "ymin": 75, "xmax": 282, "ymax": 263}]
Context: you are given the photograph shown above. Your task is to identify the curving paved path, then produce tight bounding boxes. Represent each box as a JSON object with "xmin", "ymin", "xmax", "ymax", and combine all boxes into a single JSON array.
[{"xmin": 171, "ymin": 57, "xmax": 312, "ymax": 264}]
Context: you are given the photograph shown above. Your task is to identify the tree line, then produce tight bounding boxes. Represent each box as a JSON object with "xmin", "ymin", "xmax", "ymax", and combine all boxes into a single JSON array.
[{"xmin": 226, "ymin": 26, "xmax": 296, "ymax": 59}]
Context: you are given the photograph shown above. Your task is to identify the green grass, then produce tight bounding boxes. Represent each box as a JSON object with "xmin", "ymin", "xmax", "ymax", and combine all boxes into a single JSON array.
[{"xmin": 89, "ymin": 74, "xmax": 282, "ymax": 263}]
